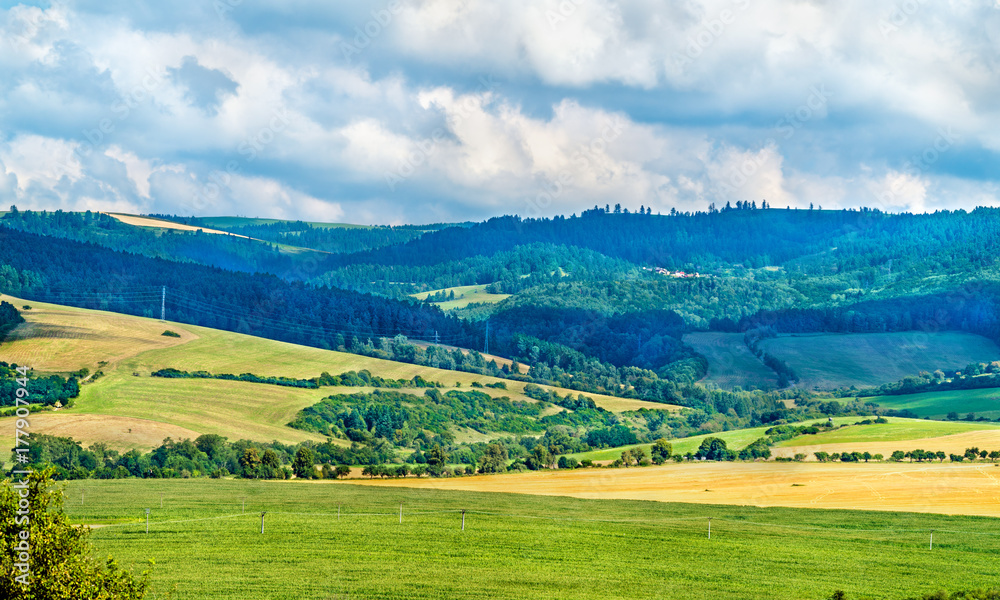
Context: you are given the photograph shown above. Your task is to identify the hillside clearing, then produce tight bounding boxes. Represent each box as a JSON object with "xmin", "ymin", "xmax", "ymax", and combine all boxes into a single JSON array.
[
  {"xmin": 773, "ymin": 418, "xmax": 1000, "ymax": 447},
  {"xmin": 103, "ymin": 213, "xmax": 330, "ymax": 254},
  {"xmin": 683, "ymin": 332, "xmax": 779, "ymax": 390},
  {"xmin": 105, "ymin": 213, "xmax": 258, "ymax": 238},
  {"xmin": 760, "ymin": 331, "xmax": 1000, "ymax": 390},
  {"xmin": 410, "ymin": 284, "xmax": 511, "ymax": 311}
]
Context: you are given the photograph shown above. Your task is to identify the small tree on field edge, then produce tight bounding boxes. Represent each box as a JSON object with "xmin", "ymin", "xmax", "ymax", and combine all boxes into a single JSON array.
[{"xmin": 1, "ymin": 468, "xmax": 156, "ymax": 599}]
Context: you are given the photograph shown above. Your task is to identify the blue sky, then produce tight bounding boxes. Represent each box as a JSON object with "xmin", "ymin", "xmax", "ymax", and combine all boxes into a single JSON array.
[{"xmin": 1, "ymin": 1, "xmax": 999, "ymax": 224}]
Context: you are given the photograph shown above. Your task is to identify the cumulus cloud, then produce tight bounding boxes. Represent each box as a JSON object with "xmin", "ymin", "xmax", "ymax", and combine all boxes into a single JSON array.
[{"xmin": 0, "ymin": 0, "xmax": 998, "ymax": 223}]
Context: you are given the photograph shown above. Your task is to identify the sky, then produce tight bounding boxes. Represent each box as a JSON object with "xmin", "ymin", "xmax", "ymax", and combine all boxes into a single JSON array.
[{"xmin": 1, "ymin": 0, "xmax": 999, "ymax": 224}]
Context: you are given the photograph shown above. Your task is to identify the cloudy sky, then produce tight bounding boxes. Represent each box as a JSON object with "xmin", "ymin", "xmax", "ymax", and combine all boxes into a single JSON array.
[{"xmin": 1, "ymin": 1, "xmax": 999, "ymax": 224}]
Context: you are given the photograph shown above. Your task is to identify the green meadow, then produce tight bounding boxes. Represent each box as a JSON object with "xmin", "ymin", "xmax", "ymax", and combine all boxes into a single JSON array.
[
  {"xmin": 56, "ymin": 478, "xmax": 1000, "ymax": 600},
  {"xmin": 868, "ymin": 388, "xmax": 1000, "ymax": 420}
]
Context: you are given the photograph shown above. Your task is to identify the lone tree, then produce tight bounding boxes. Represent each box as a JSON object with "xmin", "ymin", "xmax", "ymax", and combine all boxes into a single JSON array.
[
  {"xmin": 1, "ymin": 469, "xmax": 153, "ymax": 599},
  {"xmin": 695, "ymin": 437, "xmax": 731, "ymax": 461},
  {"xmin": 651, "ymin": 439, "xmax": 673, "ymax": 464},
  {"xmin": 292, "ymin": 447, "xmax": 315, "ymax": 479}
]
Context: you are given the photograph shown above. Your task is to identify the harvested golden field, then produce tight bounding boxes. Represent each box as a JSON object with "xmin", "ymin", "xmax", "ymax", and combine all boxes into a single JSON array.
[
  {"xmin": 104, "ymin": 213, "xmax": 328, "ymax": 254},
  {"xmin": 0, "ymin": 294, "xmax": 194, "ymax": 372},
  {"xmin": 0, "ymin": 413, "xmax": 199, "ymax": 455},
  {"xmin": 354, "ymin": 461, "xmax": 1000, "ymax": 517},
  {"xmin": 105, "ymin": 213, "xmax": 252, "ymax": 237}
]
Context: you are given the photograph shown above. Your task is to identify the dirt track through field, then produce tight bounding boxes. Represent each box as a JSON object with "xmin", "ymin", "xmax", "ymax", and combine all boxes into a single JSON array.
[{"xmin": 353, "ymin": 462, "xmax": 1000, "ymax": 517}]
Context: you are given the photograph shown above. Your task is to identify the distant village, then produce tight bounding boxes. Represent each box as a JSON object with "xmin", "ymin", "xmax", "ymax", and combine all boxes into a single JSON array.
[{"xmin": 644, "ymin": 267, "xmax": 701, "ymax": 278}]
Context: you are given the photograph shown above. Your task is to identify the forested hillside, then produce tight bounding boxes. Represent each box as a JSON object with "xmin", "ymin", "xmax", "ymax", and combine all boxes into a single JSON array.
[
  {"xmin": 0, "ymin": 227, "xmax": 479, "ymax": 350},
  {"xmin": 2, "ymin": 204, "xmax": 999, "ymax": 398},
  {"xmin": 148, "ymin": 215, "xmax": 454, "ymax": 254}
]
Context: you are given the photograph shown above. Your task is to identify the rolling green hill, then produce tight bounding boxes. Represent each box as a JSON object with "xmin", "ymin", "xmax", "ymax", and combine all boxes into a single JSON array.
[
  {"xmin": 772, "ymin": 417, "xmax": 1000, "ymax": 448},
  {"xmin": 867, "ymin": 388, "xmax": 1000, "ymax": 420},
  {"xmin": 761, "ymin": 332, "xmax": 1000, "ymax": 390},
  {"xmin": 0, "ymin": 295, "xmax": 677, "ymax": 453},
  {"xmin": 683, "ymin": 330, "xmax": 1000, "ymax": 391}
]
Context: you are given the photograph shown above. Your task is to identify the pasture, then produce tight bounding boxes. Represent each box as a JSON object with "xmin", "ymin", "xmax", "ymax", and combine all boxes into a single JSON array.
[
  {"xmin": 770, "ymin": 418, "xmax": 1000, "ymax": 460},
  {"xmin": 411, "ymin": 284, "xmax": 511, "ymax": 311},
  {"xmin": 57, "ymin": 478, "xmax": 1000, "ymax": 599},
  {"xmin": 566, "ymin": 417, "xmax": 1000, "ymax": 465},
  {"xmin": 869, "ymin": 388, "xmax": 1000, "ymax": 420},
  {"xmin": 759, "ymin": 331, "xmax": 1000, "ymax": 390},
  {"xmin": 566, "ymin": 417, "xmax": 870, "ymax": 463},
  {"xmin": 682, "ymin": 332, "xmax": 779, "ymax": 390},
  {"xmin": 772, "ymin": 418, "xmax": 1000, "ymax": 447}
]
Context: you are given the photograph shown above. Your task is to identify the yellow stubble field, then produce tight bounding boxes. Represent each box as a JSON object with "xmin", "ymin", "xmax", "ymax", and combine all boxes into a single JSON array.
[{"xmin": 354, "ymin": 461, "xmax": 1000, "ymax": 517}]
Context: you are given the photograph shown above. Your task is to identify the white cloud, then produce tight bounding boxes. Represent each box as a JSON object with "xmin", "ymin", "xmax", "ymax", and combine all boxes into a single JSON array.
[
  {"xmin": 0, "ymin": 134, "xmax": 83, "ymax": 192},
  {"xmin": 0, "ymin": 0, "xmax": 999, "ymax": 222}
]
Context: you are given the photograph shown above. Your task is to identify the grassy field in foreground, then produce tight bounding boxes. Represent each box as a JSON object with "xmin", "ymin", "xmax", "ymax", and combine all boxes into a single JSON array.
[
  {"xmin": 868, "ymin": 388, "xmax": 1000, "ymax": 420},
  {"xmin": 411, "ymin": 284, "xmax": 511, "ymax": 310},
  {"xmin": 759, "ymin": 331, "xmax": 1000, "ymax": 390},
  {"xmin": 54, "ymin": 478, "xmax": 1000, "ymax": 600},
  {"xmin": 682, "ymin": 332, "xmax": 779, "ymax": 390}
]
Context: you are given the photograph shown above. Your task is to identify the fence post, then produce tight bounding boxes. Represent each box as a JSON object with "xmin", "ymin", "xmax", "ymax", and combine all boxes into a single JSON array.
[
  {"xmin": 462, "ymin": 510, "xmax": 466, "ymax": 531},
  {"xmin": 261, "ymin": 512, "xmax": 267, "ymax": 534},
  {"xmin": 708, "ymin": 517, "xmax": 712, "ymax": 540},
  {"xmin": 145, "ymin": 509, "xmax": 150, "ymax": 534}
]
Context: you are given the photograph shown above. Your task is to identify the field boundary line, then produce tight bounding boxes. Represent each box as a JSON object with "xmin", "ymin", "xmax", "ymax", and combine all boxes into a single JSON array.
[
  {"xmin": 87, "ymin": 512, "xmax": 251, "ymax": 531},
  {"xmin": 711, "ymin": 518, "xmax": 1000, "ymax": 537},
  {"xmin": 465, "ymin": 511, "xmax": 708, "ymax": 525}
]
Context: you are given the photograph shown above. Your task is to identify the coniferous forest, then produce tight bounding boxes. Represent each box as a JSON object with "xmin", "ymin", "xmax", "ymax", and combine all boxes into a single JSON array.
[{"xmin": 1, "ymin": 206, "xmax": 999, "ymax": 415}]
